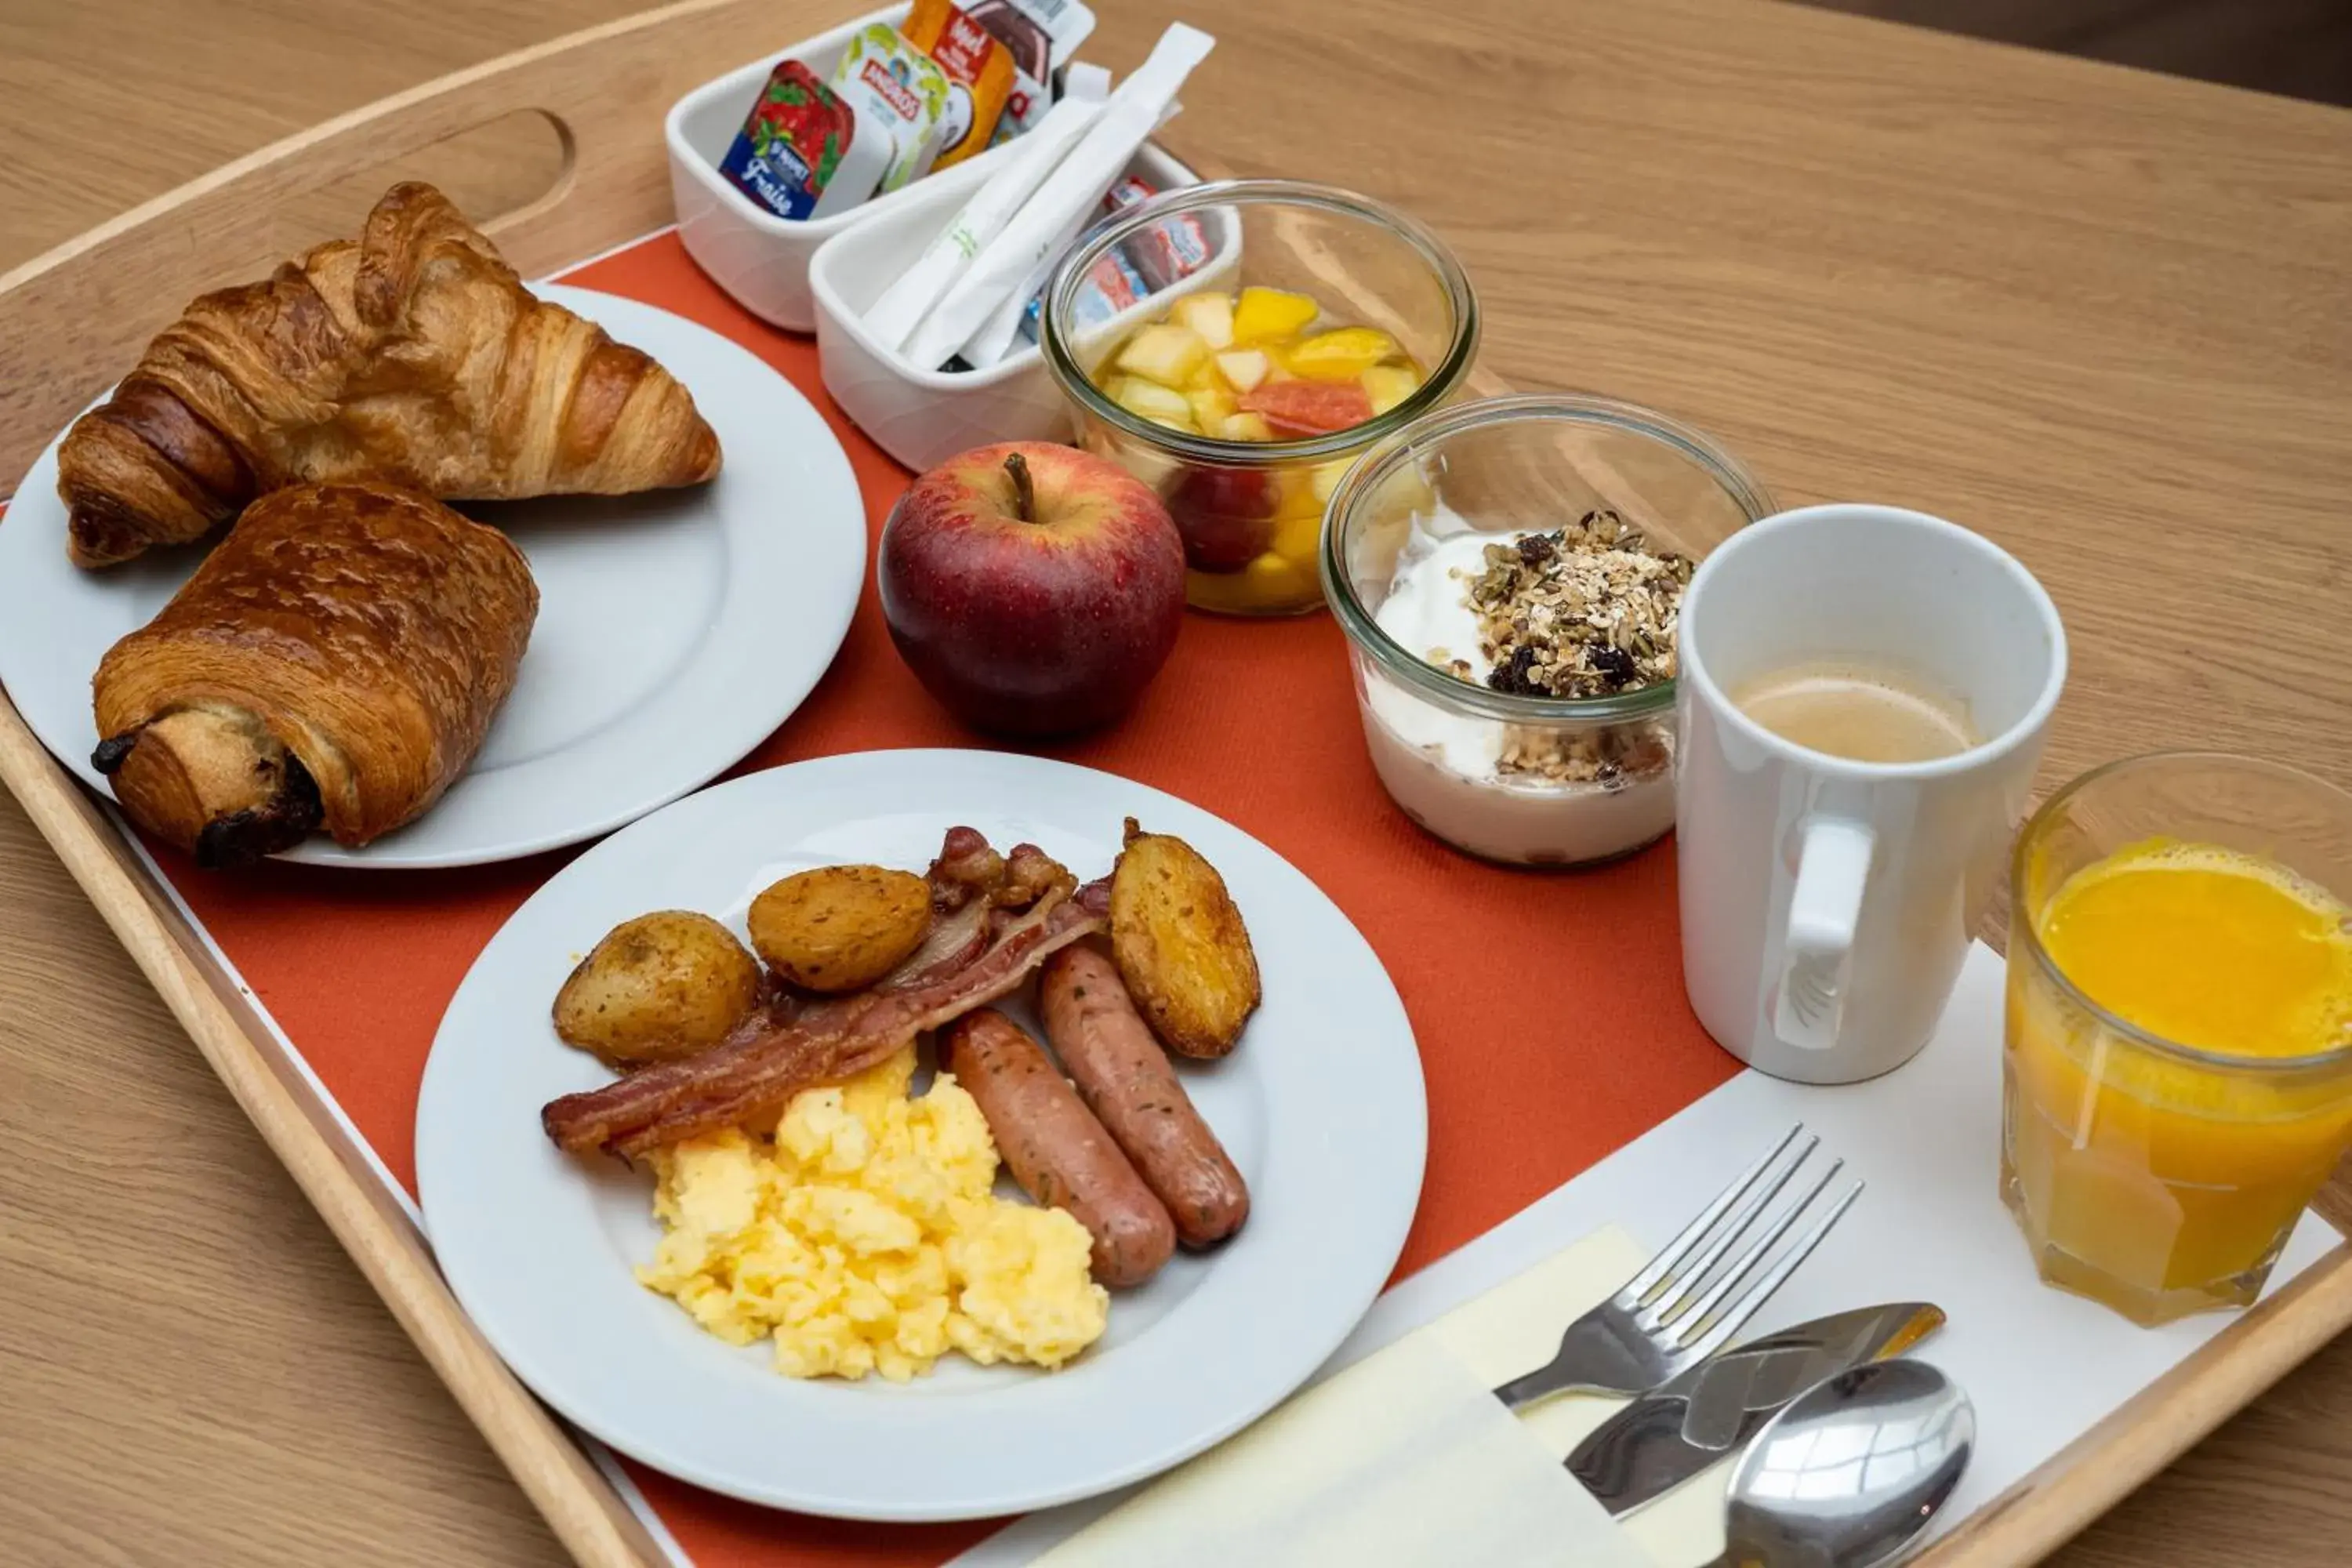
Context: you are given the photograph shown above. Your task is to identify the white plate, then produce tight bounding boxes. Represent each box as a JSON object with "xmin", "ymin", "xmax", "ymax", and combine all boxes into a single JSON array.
[
  {"xmin": 0, "ymin": 285, "xmax": 865, "ymax": 868},
  {"xmin": 415, "ymin": 750, "xmax": 1428, "ymax": 1520}
]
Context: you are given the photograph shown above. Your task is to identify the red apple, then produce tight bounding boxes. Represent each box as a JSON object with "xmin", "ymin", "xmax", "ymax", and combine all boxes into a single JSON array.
[
  {"xmin": 1168, "ymin": 466, "xmax": 1279, "ymax": 574},
  {"xmin": 880, "ymin": 443, "xmax": 1186, "ymax": 737}
]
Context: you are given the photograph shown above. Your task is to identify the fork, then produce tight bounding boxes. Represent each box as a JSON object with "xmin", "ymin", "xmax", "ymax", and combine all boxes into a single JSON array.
[{"xmin": 1491, "ymin": 1123, "xmax": 1863, "ymax": 1410}]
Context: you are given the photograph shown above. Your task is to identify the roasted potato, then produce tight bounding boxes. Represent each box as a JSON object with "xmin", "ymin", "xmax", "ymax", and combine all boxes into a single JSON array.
[
  {"xmin": 1109, "ymin": 818, "xmax": 1261, "ymax": 1058},
  {"xmin": 747, "ymin": 865, "xmax": 932, "ymax": 993},
  {"xmin": 553, "ymin": 910, "xmax": 762, "ymax": 1067}
]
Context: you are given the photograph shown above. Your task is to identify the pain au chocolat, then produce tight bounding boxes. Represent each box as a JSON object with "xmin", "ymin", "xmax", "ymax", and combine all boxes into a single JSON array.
[{"xmin": 90, "ymin": 481, "xmax": 538, "ymax": 866}]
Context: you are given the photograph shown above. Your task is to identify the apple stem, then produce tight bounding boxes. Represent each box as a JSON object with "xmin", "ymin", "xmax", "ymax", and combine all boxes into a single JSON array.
[{"xmin": 1004, "ymin": 450, "xmax": 1038, "ymax": 524}]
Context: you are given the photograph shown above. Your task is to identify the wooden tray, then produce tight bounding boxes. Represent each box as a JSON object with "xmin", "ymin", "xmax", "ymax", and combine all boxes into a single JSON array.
[{"xmin": 2, "ymin": 3, "xmax": 2348, "ymax": 1566}]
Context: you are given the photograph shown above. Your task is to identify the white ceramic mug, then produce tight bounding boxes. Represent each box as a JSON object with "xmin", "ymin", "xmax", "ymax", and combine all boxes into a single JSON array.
[{"xmin": 1675, "ymin": 504, "xmax": 2067, "ymax": 1083}]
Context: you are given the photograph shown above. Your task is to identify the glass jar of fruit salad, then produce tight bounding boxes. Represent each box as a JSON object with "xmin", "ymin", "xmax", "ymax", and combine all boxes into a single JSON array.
[
  {"xmin": 1040, "ymin": 180, "xmax": 1479, "ymax": 616},
  {"xmin": 1323, "ymin": 395, "xmax": 1771, "ymax": 866}
]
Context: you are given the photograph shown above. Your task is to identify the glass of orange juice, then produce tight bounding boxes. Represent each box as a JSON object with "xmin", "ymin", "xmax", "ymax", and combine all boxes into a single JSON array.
[{"xmin": 2004, "ymin": 753, "xmax": 2352, "ymax": 1324}]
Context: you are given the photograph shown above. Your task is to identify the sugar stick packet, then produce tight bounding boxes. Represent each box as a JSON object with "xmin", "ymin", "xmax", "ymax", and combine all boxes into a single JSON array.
[
  {"xmin": 862, "ymin": 64, "xmax": 1110, "ymax": 353},
  {"xmin": 902, "ymin": 22, "xmax": 1214, "ymax": 372}
]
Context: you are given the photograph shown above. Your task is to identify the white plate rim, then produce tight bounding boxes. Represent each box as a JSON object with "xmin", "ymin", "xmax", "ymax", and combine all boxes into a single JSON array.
[
  {"xmin": 414, "ymin": 749, "xmax": 1428, "ymax": 1520},
  {"xmin": 0, "ymin": 284, "xmax": 866, "ymax": 869}
]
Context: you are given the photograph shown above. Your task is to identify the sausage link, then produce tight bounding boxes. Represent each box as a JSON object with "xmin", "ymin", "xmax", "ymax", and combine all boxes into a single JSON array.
[
  {"xmin": 1040, "ymin": 946, "xmax": 1250, "ymax": 1247},
  {"xmin": 940, "ymin": 1008, "xmax": 1176, "ymax": 1288}
]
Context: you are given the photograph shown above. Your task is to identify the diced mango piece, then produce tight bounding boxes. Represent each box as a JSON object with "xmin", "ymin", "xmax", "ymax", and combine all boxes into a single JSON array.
[
  {"xmin": 1286, "ymin": 328, "xmax": 1400, "ymax": 383},
  {"xmin": 1213, "ymin": 349, "xmax": 1271, "ymax": 394},
  {"xmin": 1183, "ymin": 568, "xmax": 1258, "ymax": 614},
  {"xmin": 1231, "ymin": 287, "xmax": 1319, "ymax": 346},
  {"xmin": 1188, "ymin": 385, "xmax": 1237, "ymax": 429},
  {"xmin": 1272, "ymin": 507, "xmax": 1324, "ymax": 565},
  {"xmin": 1217, "ymin": 412, "xmax": 1276, "ymax": 441},
  {"xmin": 1361, "ymin": 364, "xmax": 1421, "ymax": 414},
  {"xmin": 1170, "ymin": 292, "xmax": 1236, "ymax": 350},
  {"xmin": 1240, "ymin": 546, "xmax": 1317, "ymax": 605},
  {"xmin": 1274, "ymin": 471, "xmax": 1325, "ymax": 521},
  {"xmin": 1309, "ymin": 458, "xmax": 1356, "ymax": 504},
  {"xmin": 1115, "ymin": 323, "xmax": 1210, "ymax": 387},
  {"xmin": 1110, "ymin": 375, "xmax": 1198, "ymax": 430}
]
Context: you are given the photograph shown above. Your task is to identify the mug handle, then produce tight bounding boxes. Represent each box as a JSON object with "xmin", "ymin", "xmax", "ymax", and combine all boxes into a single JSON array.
[{"xmin": 1775, "ymin": 818, "xmax": 1875, "ymax": 1052}]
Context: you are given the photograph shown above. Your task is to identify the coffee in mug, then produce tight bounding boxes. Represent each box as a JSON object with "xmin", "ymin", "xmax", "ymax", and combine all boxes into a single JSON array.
[
  {"xmin": 1675, "ymin": 505, "xmax": 2067, "ymax": 1083},
  {"xmin": 1728, "ymin": 662, "xmax": 1979, "ymax": 765}
]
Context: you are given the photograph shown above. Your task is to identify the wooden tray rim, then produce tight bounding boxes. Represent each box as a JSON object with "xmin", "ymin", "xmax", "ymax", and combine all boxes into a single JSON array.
[{"xmin": 3, "ymin": 2, "xmax": 2350, "ymax": 1564}]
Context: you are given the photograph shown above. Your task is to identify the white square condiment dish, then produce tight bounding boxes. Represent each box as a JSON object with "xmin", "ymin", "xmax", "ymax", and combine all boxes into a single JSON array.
[
  {"xmin": 666, "ymin": 2, "xmax": 1029, "ymax": 332},
  {"xmin": 809, "ymin": 143, "xmax": 1236, "ymax": 472}
]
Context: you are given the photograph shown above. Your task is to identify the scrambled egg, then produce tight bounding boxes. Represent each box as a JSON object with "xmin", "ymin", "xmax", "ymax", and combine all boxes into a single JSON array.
[{"xmin": 637, "ymin": 1047, "xmax": 1109, "ymax": 1381}]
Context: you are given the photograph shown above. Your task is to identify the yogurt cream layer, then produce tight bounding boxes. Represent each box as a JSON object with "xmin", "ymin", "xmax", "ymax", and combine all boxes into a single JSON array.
[{"xmin": 1369, "ymin": 529, "xmax": 1506, "ymax": 775}]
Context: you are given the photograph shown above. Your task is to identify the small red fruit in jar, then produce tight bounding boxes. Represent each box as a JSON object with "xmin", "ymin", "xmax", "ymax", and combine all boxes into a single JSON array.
[
  {"xmin": 880, "ymin": 443, "xmax": 1186, "ymax": 737},
  {"xmin": 1168, "ymin": 466, "xmax": 1279, "ymax": 574}
]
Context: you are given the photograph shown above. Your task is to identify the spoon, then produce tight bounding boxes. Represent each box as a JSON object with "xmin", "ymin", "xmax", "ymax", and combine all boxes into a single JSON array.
[{"xmin": 1709, "ymin": 1359, "xmax": 1975, "ymax": 1568}]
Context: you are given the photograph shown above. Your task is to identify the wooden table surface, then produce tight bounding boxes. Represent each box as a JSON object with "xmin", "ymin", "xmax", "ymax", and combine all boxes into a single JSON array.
[{"xmin": 4, "ymin": 0, "xmax": 2351, "ymax": 1563}]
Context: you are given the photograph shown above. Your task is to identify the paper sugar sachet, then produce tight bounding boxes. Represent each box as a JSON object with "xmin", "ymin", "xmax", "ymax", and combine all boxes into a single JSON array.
[
  {"xmin": 863, "ymin": 64, "xmax": 1111, "ymax": 352},
  {"xmin": 901, "ymin": 22, "xmax": 1213, "ymax": 372}
]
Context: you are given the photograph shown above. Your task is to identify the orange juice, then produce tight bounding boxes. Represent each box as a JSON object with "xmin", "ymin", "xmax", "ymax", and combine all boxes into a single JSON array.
[{"xmin": 2004, "ymin": 837, "xmax": 2352, "ymax": 1323}]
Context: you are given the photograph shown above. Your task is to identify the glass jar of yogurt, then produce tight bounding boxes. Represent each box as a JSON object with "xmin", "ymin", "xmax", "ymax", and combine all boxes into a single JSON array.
[{"xmin": 1322, "ymin": 394, "xmax": 1772, "ymax": 866}]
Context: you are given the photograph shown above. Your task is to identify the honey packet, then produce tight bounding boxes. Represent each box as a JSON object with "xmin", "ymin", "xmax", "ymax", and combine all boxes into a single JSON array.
[{"xmin": 900, "ymin": 0, "xmax": 1016, "ymax": 170}]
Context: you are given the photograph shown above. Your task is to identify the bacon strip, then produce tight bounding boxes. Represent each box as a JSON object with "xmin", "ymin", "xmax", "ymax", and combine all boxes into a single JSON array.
[
  {"xmin": 541, "ymin": 890, "xmax": 1103, "ymax": 1158},
  {"xmin": 928, "ymin": 826, "xmax": 1004, "ymax": 910},
  {"xmin": 874, "ymin": 898, "xmax": 992, "ymax": 993}
]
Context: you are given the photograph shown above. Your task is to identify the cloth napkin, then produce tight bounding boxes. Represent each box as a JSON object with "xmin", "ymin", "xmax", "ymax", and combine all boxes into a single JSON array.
[{"xmin": 1034, "ymin": 1226, "xmax": 1726, "ymax": 1566}]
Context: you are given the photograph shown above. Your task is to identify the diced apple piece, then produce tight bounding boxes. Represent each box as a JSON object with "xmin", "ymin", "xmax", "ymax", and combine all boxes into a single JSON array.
[
  {"xmin": 1109, "ymin": 439, "xmax": 1186, "ymax": 495},
  {"xmin": 1213, "ymin": 349, "xmax": 1271, "ymax": 394},
  {"xmin": 1171, "ymin": 292, "xmax": 1236, "ymax": 350},
  {"xmin": 1110, "ymin": 375, "xmax": 1199, "ymax": 430},
  {"xmin": 1183, "ymin": 359, "xmax": 1225, "ymax": 393},
  {"xmin": 1231, "ymin": 287, "xmax": 1319, "ymax": 346},
  {"xmin": 1217, "ymin": 412, "xmax": 1276, "ymax": 441},
  {"xmin": 1115, "ymin": 323, "xmax": 1210, "ymax": 387},
  {"xmin": 1189, "ymin": 384, "xmax": 1237, "ymax": 428},
  {"xmin": 1362, "ymin": 364, "xmax": 1421, "ymax": 414},
  {"xmin": 1287, "ymin": 327, "xmax": 1401, "ymax": 383}
]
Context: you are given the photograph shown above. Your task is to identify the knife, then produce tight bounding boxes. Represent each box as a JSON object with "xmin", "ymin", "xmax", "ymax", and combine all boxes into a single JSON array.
[{"xmin": 1566, "ymin": 1301, "xmax": 1946, "ymax": 1517}]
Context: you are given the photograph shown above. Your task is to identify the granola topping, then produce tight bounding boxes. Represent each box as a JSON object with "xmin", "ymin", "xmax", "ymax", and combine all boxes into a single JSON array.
[{"xmin": 1462, "ymin": 510, "xmax": 1693, "ymax": 702}]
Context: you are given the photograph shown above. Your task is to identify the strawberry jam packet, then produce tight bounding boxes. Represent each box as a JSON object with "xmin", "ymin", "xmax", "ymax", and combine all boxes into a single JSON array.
[{"xmin": 719, "ymin": 60, "xmax": 886, "ymax": 221}]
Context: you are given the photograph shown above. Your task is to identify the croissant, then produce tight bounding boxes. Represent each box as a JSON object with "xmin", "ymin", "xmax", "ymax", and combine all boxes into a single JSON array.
[
  {"xmin": 57, "ymin": 181, "xmax": 721, "ymax": 568},
  {"xmin": 91, "ymin": 481, "xmax": 539, "ymax": 866}
]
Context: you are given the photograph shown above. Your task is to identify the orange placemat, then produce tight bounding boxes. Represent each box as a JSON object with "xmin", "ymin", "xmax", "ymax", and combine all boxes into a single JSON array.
[{"xmin": 145, "ymin": 233, "xmax": 1740, "ymax": 1566}]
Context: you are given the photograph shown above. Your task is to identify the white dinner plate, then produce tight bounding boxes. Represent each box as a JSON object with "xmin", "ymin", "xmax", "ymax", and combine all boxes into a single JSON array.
[
  {"xmin": 0, "ymin": 285, "xmax": 865, "ymax": 868},
  {"xmin": 416, "ymin": 750, "xmax": 1428, "ymax": 1520}
]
